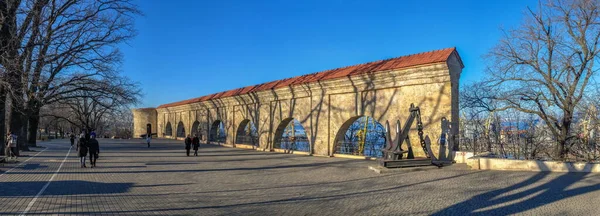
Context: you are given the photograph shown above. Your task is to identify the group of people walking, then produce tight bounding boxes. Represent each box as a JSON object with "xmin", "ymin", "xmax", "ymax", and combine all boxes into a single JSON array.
[
  {"xmin": 76, "ymin": 131, "xmax": 100, "ymax": 168},
  {"xmin": 146, "ymin": 133, "xmax": 202, "ymax": 156},
  {"xmin": 184, "ymin": 134, "xmax": 201, "ymax": 156},
  {"xmin": 5, "ymin": 128, "xmax": 205, "ymax": 166}
]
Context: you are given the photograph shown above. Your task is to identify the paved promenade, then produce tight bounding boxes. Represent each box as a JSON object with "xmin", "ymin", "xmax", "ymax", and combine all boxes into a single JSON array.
[{"xmin": 1, "ymin": 139, "xmax": 599, "ymax": 215}]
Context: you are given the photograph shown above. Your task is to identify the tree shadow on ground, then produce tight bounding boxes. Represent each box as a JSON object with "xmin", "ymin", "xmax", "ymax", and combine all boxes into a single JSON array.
[
  {"xmin": 432, "ymin": 163, "xmax": 600, "ymax": 215},
  {"xmin": 145, "ymin": 162, "xmax": 200, "ymax": 165},
  {"xmin": 3, "ymin": 159, "xmax": 364, "ymax": 175},
  {"xmin": 91, "ymin": 165, "xmax": 147, "ymax": 169},
  {"xmin": 22, "ymin": 171, "xmax": 479, "ymax": 215},
  {"xmin": 0, "ymin": 180, "xmax": 133, "ymax": 196},
  {"xmin": 19, "ymin": 163, "xmax": 48, "ymax": 170}
]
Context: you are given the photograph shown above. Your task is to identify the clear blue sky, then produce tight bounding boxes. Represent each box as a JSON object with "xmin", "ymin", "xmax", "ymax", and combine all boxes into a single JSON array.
[{"xmin": 120, "ymin": 0, "xmax": 538, "ymax": 108}]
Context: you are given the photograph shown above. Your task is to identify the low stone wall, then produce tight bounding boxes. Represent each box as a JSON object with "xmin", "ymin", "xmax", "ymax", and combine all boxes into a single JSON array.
[
  {"xmin": 333, "ymin": 154, "xmax": 377, "ymax": 160},
  {"xmin": 453, "ymin": 151, "xmax": 474, "ymax": 164},
  {"xmin": 234, "ymin": 144, "xmax": 257, "ymax": 150},
  {"xmin": 465, "ymin": 157, "xmax": 600, "ymax": 173}
]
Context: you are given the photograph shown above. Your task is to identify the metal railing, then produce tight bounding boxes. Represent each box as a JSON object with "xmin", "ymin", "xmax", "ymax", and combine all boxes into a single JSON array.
[
  {"xmin": 275, "ymin": 136, "xmax": 310, "ymax": 152},
  {"xmin": 236, "ymin": 135, "xmax": 259, "ymax": 146},
  {"xmin": 335, "ymin": 140, "xmax": 385, "ymax": 158}
]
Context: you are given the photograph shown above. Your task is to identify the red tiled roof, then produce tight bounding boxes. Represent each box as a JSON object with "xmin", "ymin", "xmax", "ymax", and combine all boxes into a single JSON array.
[{"xmin": 157, "ymin": 47, "xmax": 461, "ymax": 108}]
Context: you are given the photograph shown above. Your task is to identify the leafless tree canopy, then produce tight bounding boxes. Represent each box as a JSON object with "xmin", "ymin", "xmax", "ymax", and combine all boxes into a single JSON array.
[
  {"xmin": 464, "ymin": 0, "xmax": 600, "ymax": 160},
  {"xmin": 44, "ymin": 75, "xmax": 139, "ymax": 126},
  {"xmin": 0, "ymin": 0, "xmax": 141, "ymax": 149},
  {"xmin": 41, "ymin": 75, "xmax": 139, "ymax": 138}
]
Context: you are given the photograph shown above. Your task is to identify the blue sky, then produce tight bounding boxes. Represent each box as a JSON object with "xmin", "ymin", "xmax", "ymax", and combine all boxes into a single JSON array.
[{"xmin": 120, "ymin": 0, "xmax": 538, "ymax": 108}]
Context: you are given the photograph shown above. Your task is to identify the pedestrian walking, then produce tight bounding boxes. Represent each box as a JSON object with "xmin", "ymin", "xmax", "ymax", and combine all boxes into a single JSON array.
[
  {"xmin": 3, "ymin": 134, "xmax": 9, "ymax": 159},
  {"xmin": 69, "ymin": 133, "xmax": 75, "ymax": 146},
  {"xmin": 5, "ymin": 132, "xmax": 18, "ymax": 161},
  {"xmin": 192, "ymin": 134, "xmax": 200, "ymax": 156},
  {"xmin": 88, "ymin": 134, "xmax": 100, "ymax": 168},
  {"xmin": 77, "ymin": 133, "xmax": 88, "ymax": 168},
  {"xmin": 146, "ymin": 134, "xmax": 151, "ymax": 148},
  {"xmin": 184, "ymin": 134, "xmax": 192, "ymax": 156}
]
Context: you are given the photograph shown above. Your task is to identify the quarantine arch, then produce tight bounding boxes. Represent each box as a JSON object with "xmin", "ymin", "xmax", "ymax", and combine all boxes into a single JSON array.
[
  {"xmin": 273, "ymin": 118, "xmax": 310, "ymax": 152},
  {"xmin": 143, "ymin": 48, "xmax": 463, "ymax": 157},
  {"xmin": 235, "ymin": 119, "xmax": 258, "ymax": 146},
  {"xmin": 334, "ymin": 116, "xmax": 386, "ymax": 157}
]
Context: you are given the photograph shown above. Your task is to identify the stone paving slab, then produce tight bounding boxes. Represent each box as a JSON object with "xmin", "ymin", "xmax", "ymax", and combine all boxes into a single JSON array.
[{"xmin": 1, "ymin": 139, "xmax": 599, "ymax": 215}]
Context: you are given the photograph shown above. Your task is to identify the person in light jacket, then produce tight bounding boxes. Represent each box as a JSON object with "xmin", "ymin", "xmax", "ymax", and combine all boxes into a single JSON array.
[
  {"xmin": 146, "ymin": 134, "xmax": 151, "ymax": 148},
  {"xmin": 5, "ymin": 132, "xmax": 18, "ymax": 160}
]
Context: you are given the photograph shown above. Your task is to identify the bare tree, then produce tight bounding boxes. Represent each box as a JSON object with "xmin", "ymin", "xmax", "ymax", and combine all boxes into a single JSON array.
[
  {"xmin": 474, "ymin": 0, "xmax": 600, "ymax": 160},
  {"xmin": 0, "ymin": 0, "xmax": 140, "ymax": 148},
  {"xmin": 41, "ymin": 75, "xmax": 140, "ymax": 134}
]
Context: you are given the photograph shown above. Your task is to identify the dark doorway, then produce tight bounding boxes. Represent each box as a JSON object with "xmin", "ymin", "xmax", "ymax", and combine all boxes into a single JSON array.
[
  {"xmin": 209, "ymin": 120, "xmax": 226, "ymax": 143},
  {"xmin": 176, "ymin": 121, "xmax": 186, "ymax": 138}
]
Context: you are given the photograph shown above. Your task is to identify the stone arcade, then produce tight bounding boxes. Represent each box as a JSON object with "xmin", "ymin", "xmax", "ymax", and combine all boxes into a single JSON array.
[{"xmin": 133, "ymin": 48, "xmax": 463, "ymax": 158}]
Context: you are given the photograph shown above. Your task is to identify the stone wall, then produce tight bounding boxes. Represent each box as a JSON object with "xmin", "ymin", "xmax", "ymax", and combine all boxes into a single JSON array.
[
  {"xmin": 144, "ymin": 55, "xmax": 462, "ymax": 158},
  {"xmin": 132, "ymin": 108, "xmax": 158, "ymax": 138},
  {"xmin": 465, "ymin": 157, "xmax": 600, "ymax": 173}
]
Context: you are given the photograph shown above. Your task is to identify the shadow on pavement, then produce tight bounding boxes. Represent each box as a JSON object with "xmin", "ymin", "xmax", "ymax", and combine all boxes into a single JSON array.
[
  {"xmin": 17, "ymin": 172, "xmax": 479, "ymax": 215},
  {"xmin": 4, "ymin": 159, "xmax": 363, "ymax": 175},
  {"xmin": 432, "ymin": 163, "xmax": 600, "ymax": 215},
  {"xmin": 0, "ymin": 180, "xmax": 133, "ymax": 196},
  {"xmin": 19, "ymin": 163, "xmax": 49, "ymax": 170}
]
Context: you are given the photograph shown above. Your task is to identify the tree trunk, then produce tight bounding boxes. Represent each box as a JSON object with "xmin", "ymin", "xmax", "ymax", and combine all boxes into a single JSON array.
[
  {"xmin": 2, "ymin": 0, "xmax": 28, "ymax": 152},
  {"xmin": 0, "ymin": 88, "xmax": 6, "ymax": 155},
  {"xmin": 9, "ymin": 108, "xmax": 29, "ymax": 152},
  {"xmin": 27, "ymin": 112, "xmax": 39, "ymax": 147},
  {"xmin": 556, "ymin": 123, "xmax": 571, "ymax": 161}
]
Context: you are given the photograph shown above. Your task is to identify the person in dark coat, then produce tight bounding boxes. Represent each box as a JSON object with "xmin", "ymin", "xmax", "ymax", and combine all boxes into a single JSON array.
[
  {"xmin": 69, "ymin": 134, "xmax": 75, "ymax": 146},
  {"xmin": 184, "ymin": 134, "xmax": 192, "ymax": 156},
  {"xmin": 77, "ymin": 133, "xmax": 88, "ymax": 168},
  {"xmin": 192, "ymin": 134, "xmax": 200, "ymax": 156},
  {"xmin": 88, "ymin": 134, "xmax": 100, "ymax": 168}
]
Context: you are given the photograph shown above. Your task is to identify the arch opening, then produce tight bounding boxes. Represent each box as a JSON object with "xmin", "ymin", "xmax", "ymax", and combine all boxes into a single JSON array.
[
  {"xmin": 191, "ymin": 121, "xmax": 203, "ymax": 140},
  {"xmin": 176, "ymin": 121, "xmax": 186, "ymax": 138},
  {"xmin": 165, "ymin": 122, "xmax": 173, "ymax": 137},
  {"xmin": 235, "ymin": 119, "xmax": 258, "ymax": 146},
  {"xmin": 209, "ymin": 120, "xmax": 226, "ymax": 143},
  {"xmin": 334, "ymin": 116, "xmax": 386, "ymax": 157},
  {"xmin": 273, "ymin": 118, "xmax": 309, "ymax": 152}
]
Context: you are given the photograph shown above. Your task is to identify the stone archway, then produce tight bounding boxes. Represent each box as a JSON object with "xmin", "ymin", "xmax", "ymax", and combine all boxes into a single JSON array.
[
  {"xmin": 209, "ymin": 120, "xmax": 226, "ymax": 143},
  {"xmin": 165, "ymin": 122, "xmax": 173, "ymax": 137},
  {"xmin": 333, "ymin": 116, "xmax": 386, "ymax": 158},
  {"xmin": 191, "ymin": 121, "xmax": 203, "ymax": 140},
  {"xmin": 235, "ymin": 119, "xmax": 258, "ymax": 146},
  {"xmin": 176, "ymin": 121, "xmax": 186, "ymax": 138},
  {"xmin": 273, "ymin": 118, "xmax": 310, "ymax": 152}
]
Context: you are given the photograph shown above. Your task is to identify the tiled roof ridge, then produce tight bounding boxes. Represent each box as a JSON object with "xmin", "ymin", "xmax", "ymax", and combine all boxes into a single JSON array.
[
  {"xmin": 284, "ymin": 47, "xmax": 455, "ymax": 79},
  {"xmin": 157, "ymin": 47, "xmax": 457, "ymax": 108},
  {"xmin": 324, "ymin": 47, "xmax": 455, "ymax": 72}
]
